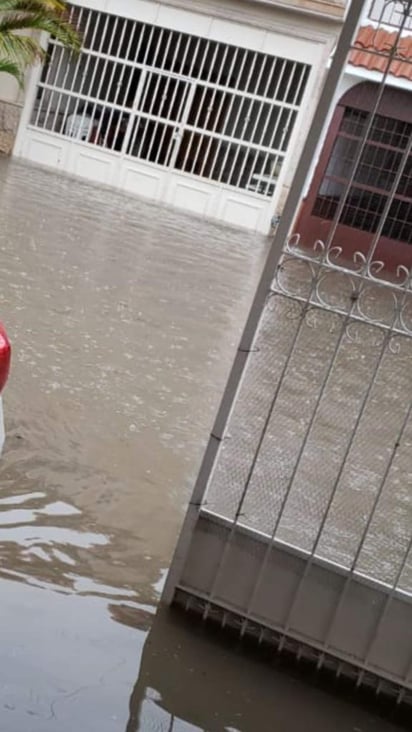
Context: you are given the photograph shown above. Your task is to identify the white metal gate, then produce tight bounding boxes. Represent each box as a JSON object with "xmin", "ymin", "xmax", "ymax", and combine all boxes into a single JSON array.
[
  {"xmin": 14, "ymin": 2, "xmax": 312, "ymax": 231},
  {"xmin": 164, "ymin": 0, "xmax": 412, "ymax": 706}
]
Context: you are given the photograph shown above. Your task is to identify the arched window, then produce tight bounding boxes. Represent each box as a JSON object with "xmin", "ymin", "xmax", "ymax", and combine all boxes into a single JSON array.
[{"xmin": 296, "ymin": 82, "xmax": 412, "ymax": 268}]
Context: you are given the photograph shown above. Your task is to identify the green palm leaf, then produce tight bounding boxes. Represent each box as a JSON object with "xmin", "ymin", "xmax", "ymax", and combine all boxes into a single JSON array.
[
  {"xmin": 0, "ymin": 2, "xmax": 66, "ymax": 13},
  {"xmin": 0, "ymin": 0, "xmax": 80, "ymax": 83},
  {"xmin": 0, "ymin": 56, "xmax": 23, "ymax": 84}
]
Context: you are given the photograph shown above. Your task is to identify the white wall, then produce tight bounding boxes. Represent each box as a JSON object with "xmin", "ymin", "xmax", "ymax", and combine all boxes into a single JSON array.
[{"xmin": 0, "ymin": 74, "xmax": 23, "ymax": 105}]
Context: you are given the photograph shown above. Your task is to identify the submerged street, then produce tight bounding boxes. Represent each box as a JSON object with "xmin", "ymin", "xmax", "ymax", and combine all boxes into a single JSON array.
[{"xmin": 0, "ymin": 158, "xmax": 406, "ymax": 731}]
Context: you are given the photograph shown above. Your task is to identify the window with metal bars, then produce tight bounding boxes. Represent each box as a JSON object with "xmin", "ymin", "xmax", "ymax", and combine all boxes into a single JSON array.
[
  {"xmin": 312, "ymin": 107, "xmax": 412, "ymax": 244},
  {"xmin": 368, "ymin": 0, "xmax": 412, "ymax": 30},
  {"xmin": 30, "ymin": 4, "xmax": 310, "ymax": 197}
]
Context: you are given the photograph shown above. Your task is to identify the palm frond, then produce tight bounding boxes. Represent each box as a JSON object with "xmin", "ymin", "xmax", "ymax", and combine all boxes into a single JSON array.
[
  {"xmin": 0, "ymin": 1, "xmax": 66, "ymax": 12},
  {"xmin": 0, "ymin": 12, "xmax": 81, "ymax": 52},
  {"xmin": 0, "ymin": 28, "xmax": 44, "ymax": 64},
  {"xmin": 0, "ymin": 0, "xmax": 80, "ymax": 84},
  {"xmin": 0, "ymin": 56, "xmax": 23, "ymax": 84}
]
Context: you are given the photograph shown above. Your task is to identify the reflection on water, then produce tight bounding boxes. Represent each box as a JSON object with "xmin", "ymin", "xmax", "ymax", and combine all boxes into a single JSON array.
[
  {"xmin": 0, "ymin": 578, "xmax": 406, "ymax": 732},
  {"xmin": 129, "ymin": 610, "xmax": 408, "ymax": 732},
  {"xmin": 0, "ymin": 159, "xmax": 404, "ymax": 730}
]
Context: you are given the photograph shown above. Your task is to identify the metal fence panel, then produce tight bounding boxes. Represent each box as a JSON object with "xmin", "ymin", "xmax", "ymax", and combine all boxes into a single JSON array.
[{"xmin": 164, "ymin": 0, "xmax": 412, "ymax": 703}]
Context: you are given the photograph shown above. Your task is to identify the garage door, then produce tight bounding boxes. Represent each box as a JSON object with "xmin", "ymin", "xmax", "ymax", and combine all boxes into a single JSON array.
[{"xmin": 16, "ymin": 2, "xmax": 311, "ymax": 231}]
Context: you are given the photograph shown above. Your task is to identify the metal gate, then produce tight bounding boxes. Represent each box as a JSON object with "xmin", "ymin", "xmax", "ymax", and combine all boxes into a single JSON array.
[
  {"xmin": 14, "ymin": 1, "xmax": 312, "ymax": 231},
  {"xmin": 164, "ymin": 0, "xmax": 412, "ymax": 704}
]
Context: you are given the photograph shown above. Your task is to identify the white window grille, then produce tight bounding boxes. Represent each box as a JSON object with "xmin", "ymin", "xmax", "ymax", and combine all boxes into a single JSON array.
[{"xmin": 29, "ymin": 4, "xmax": 310, "ymax": 198}]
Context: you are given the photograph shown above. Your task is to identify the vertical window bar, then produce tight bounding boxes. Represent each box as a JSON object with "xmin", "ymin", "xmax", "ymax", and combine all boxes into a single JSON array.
[
  {"xmin": 178, "ymin": 38, "xmax": 216, "ymax": 171},
  {"xmin": 168, "ymin": 83, "xmax": 197, "ymax": 169},
  {"xmin": 176, "ymin": 32, "xmax": 193, "ymax": 77},
  {"xmin": 240, "ymin": 51, "xmax": 282, "ymax": 144},
  {"xmin": 272, "ymin": 57, "xmax": 289, "ymax": 102},
  {"xmin": 196, "ymin": 89, "xmax": 229, "ymax": 178},
  {"xmin": 120, "ymin": 68, "xmax": 147, "ymax": 155},
  {"xmin": 224, "ymin": 97, "xmax": 256, "ymax": 186},
  {"xmin": 182, "ymin": 48, "xmax": 222, "ymax": 173},
  {"xmin": 106, "ymin": 15, "xmax": 120, "ymax": 58},
  {"xmin": 231, "ymin": 56, "xmax": 269, "ymax": 188},
  {"xmin": 66, "ymin": 8, "xmax": 95, "ymax": 96},
  {"xmin": 66, "ymin": 19, "xmax": 96, "ymax": 114},
  {"xmin": 82, "ymin": 13, "xmax": 111, "ymax": 103},
  {"xmin": 119, "ymin": 21, "xmax": 146, "ymax": 109},
  {"xmin": 100, "ymin": 17, "xmax": 130, "ymax": 149},
  {"xmin": 189, "ymin": 44, "xmax": 231, "ymax": 175},
  {"xmin": 114, "ymin": 62, "xmax": 144, "ymax": 150},
  {"xmin": 154, "ymin": 81, "xmax": 189, "ymax": 166},
  {"xmin": 186, "ymin": 35, "xmax": 202, "ymax": 79},
  {"xmin": 291, "ymin": 64, "xmax": 309, "ymax": 106},
  {"xmin": 153, "ymin": 37, "xmax": 186, "ymax": 162},
  {"xmin": 133, "ymin": 73, "xmax": 158, "ymax": 160},
  {"xmin": 215, "ymin": 51, "xmax": 259, "ymax": 184},
  {"xmin": 266, "ymin": 102, "xmax": 294, "ymax": 154},
  {"xmin": 152, "ymin": 27, "xmax": 168, "ymax": 70},
  {"xmin": 90, "ymin": 19, "xmax": 114, "ymax": 104},
  {"xmin": 39, "ymin": 37, "xmax": 61, "ymax": 88},
  {"xmin": 147, "ymin": 75, "xmax": 178, "ymax": 164},
  {"xmin": 188, "ymin": 86, "xmax": 220, "ymax": 175},
  {"xmin": 237, "ymin": 116, "xmax": 271, "ymax": 191},
  {"xmin": 283, "ymin": 61, "xmax": 298, "ymax": 104},
  {"xmin": 157, "ymin": 28, "xmax": 175, "ymax": 72},
  {"xmin": 262, "ymin": 108, "xmax": 296, "ymax": 195},
  {"xmin": 206, "ymin": 47, "xmax": 250, "ymax": 178},
  {"xmin": 145, "ymin": 25, "xmax": 165, "ymax": 69},
  {"xmin": 197, "ymin": 47, "xmax": 241, "ymax": 179},
  {"xmin": 205, "ymin": 47, "xmax": 250, "ymax": 181},
  {"xmin": 59, "ymin": 92, "xmax": 73, "ymax": 135},
  {"xmin": 139, "ymin": 24, "xmax": 156, "ymax": 67},
  {"xmin": 43, "ymin": 62, "xmax": 69, "ymax": 132},
  {"xmin": 32, "ymin": 85, "xmax": 46, "ymax": 128},
  {"xmin": 51, "ymin": 57, "xmax": 76, "ymax": 133},
  {"xmin": 135, "ymin": 68, "xmax": 167, "ymax": 160},
  {"xmin": 33, "ymin": 43, "xmax": 60, "ymax": 128},
  {"xmin": 127, "ymin": 20, "xmax": 144, "ymax": 64},
  {"xmin": 134, "ymin": 28, "xmax": 166, "ymax": 124},
  {"xmin": 243, "ymin": 102, "xmax": 288, "ymax": 194}
]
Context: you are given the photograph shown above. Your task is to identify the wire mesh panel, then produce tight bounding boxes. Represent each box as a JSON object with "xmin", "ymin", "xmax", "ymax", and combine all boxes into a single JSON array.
[
  {"xmin": 165, "ymin": 0, "xmax": 412, "ymax": 701},
  {"xmin": 27, "ymin": 3, "xmax": 309, "ymax": 199},
  {"xmin": 205, "ymin": 250, "xmax": 412, "ymax": 594}
]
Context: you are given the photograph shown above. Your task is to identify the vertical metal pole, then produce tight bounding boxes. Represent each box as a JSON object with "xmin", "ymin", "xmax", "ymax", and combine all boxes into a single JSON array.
[{"xmin": 162, "ymin": 0, "xmax": 367, "ymax": 604}]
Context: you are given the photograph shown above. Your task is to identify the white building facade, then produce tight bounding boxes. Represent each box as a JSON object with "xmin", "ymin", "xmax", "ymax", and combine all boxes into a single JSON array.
[{"xmin": 4, "ymin": 0, "xmax": 346, "ymax": 232}]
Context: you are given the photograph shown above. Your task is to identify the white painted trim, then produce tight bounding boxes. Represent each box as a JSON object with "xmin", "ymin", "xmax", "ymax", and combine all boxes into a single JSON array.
[
  {"xmin": 345, "ymin": 63, "xmax": 412, "ymax": 91},
  {"xmin": 14, "ymin": 39, "xmax": 47, "ymax": 157},
  {"xmin": 69, "ymin": 0, "xmax": 342, "ymax": 46}
]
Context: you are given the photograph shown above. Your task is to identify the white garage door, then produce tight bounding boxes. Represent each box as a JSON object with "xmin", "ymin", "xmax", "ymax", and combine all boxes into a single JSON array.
[{"xmin": 15, "ymin": 2, "xmax": 312, "ymax": 231}]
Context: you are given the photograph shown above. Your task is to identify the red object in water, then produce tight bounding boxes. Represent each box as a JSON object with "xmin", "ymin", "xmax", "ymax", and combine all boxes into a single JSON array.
[{"xmin": 0, "ymin": 323, "xmax": 11, "ymax": 394}]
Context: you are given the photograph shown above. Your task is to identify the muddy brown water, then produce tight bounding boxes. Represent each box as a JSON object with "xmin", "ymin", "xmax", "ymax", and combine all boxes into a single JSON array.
[{"xmin": 0, "ymin": 158, "xmax": 406, "ymax": 731}]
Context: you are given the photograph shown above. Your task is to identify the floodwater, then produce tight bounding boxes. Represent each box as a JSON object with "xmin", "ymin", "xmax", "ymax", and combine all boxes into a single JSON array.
[{"xmin": 0, "ymin": 158, "xmax": 406, "ymax": 731}]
